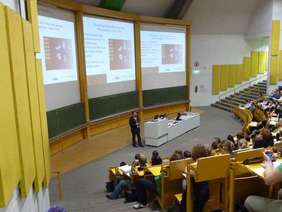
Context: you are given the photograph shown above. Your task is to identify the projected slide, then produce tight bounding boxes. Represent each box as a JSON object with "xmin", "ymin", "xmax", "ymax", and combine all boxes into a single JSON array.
[
  {"xmin": 83, "ymin": 16, "xmax": 135, "ymax": 83},
  {"xmin": 141, "ymin": 31, "xmax": 185, "ymax": 73},
  {"xmin": 39, "ymin": 16, "xmax": 78, "ymax": 85}
]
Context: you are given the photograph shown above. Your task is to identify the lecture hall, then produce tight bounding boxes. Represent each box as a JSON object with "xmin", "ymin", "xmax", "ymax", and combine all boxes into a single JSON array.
[{"xmin": 1, "ymin": 0, "xmax": 282, "ymax": 211}]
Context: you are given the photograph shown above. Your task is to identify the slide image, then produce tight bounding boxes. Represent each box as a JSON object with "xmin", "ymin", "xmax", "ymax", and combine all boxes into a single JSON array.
[
  {"xmin": 44, "ymin": 37, "xmax": 73, "ymax": 70},
  {"xmin": 109, "ymin": 39, "xmax": 132, "ymax": 70},
  {"xmin": 161, "ymin": 44, "xmax": 182, "ymax": 65}
]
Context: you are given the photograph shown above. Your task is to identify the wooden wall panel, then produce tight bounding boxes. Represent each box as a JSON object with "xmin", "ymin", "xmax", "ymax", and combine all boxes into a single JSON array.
[
  {"xmin": 259, "ymin": 51, "xmax": 268, "ymax": 74},
  {"xmin": 6, "ymin": 7, "xmax": 35, "ymax": 196},
  {"xmin": 22, "ymin": 20, "xmax": 45, "ymax": 192},
  {"xmin": 238, "ymin": 64, "xmax": 243, "ymax": 83},
  {"xmin": 243, "ymin": 57, "xmax": 251, "ymax": 81},
  {"xmin": 36, "ymin": 60, "xmax": 51, "ymax": 187},
  {"xmin": 0, "ymin": 4, "xmax": 21, "ymax": 207},
  {"xmin": 26, "ymin": 0, "xmax": 40, "ymax": 52},
  {"xmin": 270, "ymin": 56, "xmax": 279, "ymax": 84},
  {"xmin": 220, "ymin": 65, "xmax": 228, "ymax": 91},
  {"xmin": 251, "ymin": 51, "xmax": 259, "ymax": 77},
  {"xmin": 212, "ymin": 65, "xmax": 220, "ymax": 95},
  {"xmin": 271, "ymin": 20, "xmax": 280, "ymax": 55},
  {"xmin": 280, "ymin": 51, "xmax": 282, "ymax": 81}
]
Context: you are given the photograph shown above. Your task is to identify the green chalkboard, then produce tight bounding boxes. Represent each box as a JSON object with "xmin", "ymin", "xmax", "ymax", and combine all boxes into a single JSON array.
[
  {"xmin": 88, "ymin": 91, "xmax": 138, "ymax": 120},
  {"xmin": 47, "ymin": 103, "xmax": 85, "ymax": 138},
  {"xmin": 143, "ymin": 86, "xmax": 188, "ymax": 107}
]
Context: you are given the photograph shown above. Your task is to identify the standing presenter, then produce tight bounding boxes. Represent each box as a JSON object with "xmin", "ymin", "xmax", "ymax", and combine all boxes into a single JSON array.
[{"xmin": 129, "ymin": 112, "xmax": 144, "ymax": 147}]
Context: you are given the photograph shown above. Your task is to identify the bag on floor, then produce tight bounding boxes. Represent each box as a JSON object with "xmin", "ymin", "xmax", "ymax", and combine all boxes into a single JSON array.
[
  {"xmin": 106, "ymin": 181, "xmax": 114, "ymax": 192},
  {"xmin": 48, "ymin": 206, "xmax": 67, "ymax": 212}
]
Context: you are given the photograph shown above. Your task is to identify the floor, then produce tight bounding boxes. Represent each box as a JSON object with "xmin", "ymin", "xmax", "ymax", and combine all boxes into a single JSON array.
[{"xmin": 49, "ymin": 107, "xmax": 242, "ymax": 212}]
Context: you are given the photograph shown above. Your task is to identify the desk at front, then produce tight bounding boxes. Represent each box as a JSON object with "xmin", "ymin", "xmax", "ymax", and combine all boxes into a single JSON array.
[{"xmin": 144, "ymin": 112, "xmax": 200, "ymax": 147}]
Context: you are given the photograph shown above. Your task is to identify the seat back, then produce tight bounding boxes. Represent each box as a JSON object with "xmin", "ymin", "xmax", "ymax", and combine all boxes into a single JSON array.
[
  {"xmin": 194, "ymin": 154, "xmax": 230, "ymax": 182},
  {"xmin": 234, "ymin": 148, "xmax": 264, "ymax": 162},
  {"xmin": 167, "ymin": 158, "xmax": 193, "ymax": 180}
]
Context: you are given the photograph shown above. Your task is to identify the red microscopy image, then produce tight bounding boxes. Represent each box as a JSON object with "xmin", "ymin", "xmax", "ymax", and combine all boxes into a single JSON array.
[
  {"xmin": 44, "ymin": 37, "xmax": 73, "ymax": 70},
  {"xmin": 109, "ymin": 39, "xmax": 132, "ymax": 70},
  {"xmin": 161, "ymin": 44, "xmax": 182, "ymax": 64}
]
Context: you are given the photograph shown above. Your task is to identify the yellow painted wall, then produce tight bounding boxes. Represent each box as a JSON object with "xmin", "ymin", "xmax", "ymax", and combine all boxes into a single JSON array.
[
  {"xmin": 243, "ymin": 57, "xmax": 251, "ymax": 81},
  {"xmin": 237, "ymin": 64, "xmax": 244, "ymax": 83},
  {"xmin": 0, "ymin": 4, "xmax": 21, "ymax": 207},
  {"xmin": 259, "ymin": 51, "xmax": 268, "ymax": 74},
  {"xmin": 0, "ymin": 2, "xmax": 50, "ymax": 207},
  {"xmin": 280, "ymin": 51, "xmax": 282, "ymax": 81},
  {"xmin": 220, "ymin": 65, "xmax": 228, "ymax": 91},
  {"xmin": 227, "ymin": 65, "xmax": 235, "ymax": 88},
  {"xmin": 251, "ymin": 51, "xmax": 259, "ymax": 77},
  {"xmin": 212, "ymin": 65, "xmax": 220, "ymax": 95},
  {"xmin": 270, "ymin": 20, "xmax": 280, "ymax": 84}
]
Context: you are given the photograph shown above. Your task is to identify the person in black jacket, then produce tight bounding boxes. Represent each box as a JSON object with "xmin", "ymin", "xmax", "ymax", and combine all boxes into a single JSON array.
[{"xmin": 129, "ymin": 112, "xmax": 143, "ymax": 147}]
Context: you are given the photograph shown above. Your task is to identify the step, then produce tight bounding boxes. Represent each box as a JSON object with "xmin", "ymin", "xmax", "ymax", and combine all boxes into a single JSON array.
[
  {"xmin": 240, "ymin": 93, "xmax": 259, "ymax": 99},
  {"xmin": 221, "ymin": 99, "xmax": 240, "ymax": 106},
  {"xmin": 217, "ymin": 101, "xmax": 237, "ymax": 109},
  {"xmin": 232, "ymin": 95, "xmax": 254, "ymax": 102},
  {"xmin": 212, "ymin": 104, "xmax": 231, "ymax": 112},
  {"xmin": 226, "ymin": 97, "xmax": 246, "ymax": 104}
]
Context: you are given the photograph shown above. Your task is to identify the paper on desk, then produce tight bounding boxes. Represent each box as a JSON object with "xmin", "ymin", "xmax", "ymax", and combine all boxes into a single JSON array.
[{"xmin": 119, "ymin": 165, "xmax": 132, "ymax": 176}]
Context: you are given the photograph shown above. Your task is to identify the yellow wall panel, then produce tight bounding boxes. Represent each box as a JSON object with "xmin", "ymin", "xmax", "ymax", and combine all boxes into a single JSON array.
[
  {"xmin": 270, "ymin": 56, "xmax": 279, "ymax": 84},
  {"xmin": 251, "ymin": 51, "xmax": 259, "ymax": 77},
  {"xmin": 26, "ymin": 0, "xmax": 40, "ymax": 52},
  {"xmin": 36, "ymin": 60, "xmax": 51, "ymax": 187},
  {"xmin": 6, "ymin": 8, "xmax": 35, "ymax": 196},
  {"xmin": 22, "ymin": 20, "xmax": 45, "ymax": 192},
  {"xmin": 271, "ymin": 20, "xmax": 280, "ymax": 55},
  {"xmin": 220, "ymin": 65, "xmax": 228, "ymax": 91},
  {"xmin": 212, "ymin": 65, "xmax": 220, "ymax": 95},
  {"xmin": 0, "ymin": 4, "xmax": 21, "ymax": 207},
  {"xmin": 229, "ymin": 64, "xmax": 236, "ymax": 87},
  {"xmin": 279, "ymin": 51, "xmax": 282, "ymax": 81},
  {"xmin": 237, "ymin": 64, "xmax": 243, "ymax": 83},
  {"xmin": 259, "ymin": 51, "xmax": 268, "ymax": 74},
  {"xmin": 243, "ymin": 57, "xmax": 251, "ymax": 81}
]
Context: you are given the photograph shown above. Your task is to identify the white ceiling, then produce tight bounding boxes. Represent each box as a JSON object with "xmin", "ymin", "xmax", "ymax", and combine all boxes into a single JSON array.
[
  {"xmin": 75, "ymin": 0, "xmax": 174, "ymax": 17},
  {"xmin": 183, "ymin": 0, "xmax": 267, "ymax": 34}
]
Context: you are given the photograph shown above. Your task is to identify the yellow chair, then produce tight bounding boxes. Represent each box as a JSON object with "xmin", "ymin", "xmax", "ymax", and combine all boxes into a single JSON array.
[
  {"xmin": 229, "ymin": 148, "xmax": 266, "ymax": 211},
  {"xmin": 156, "ymin": 158, "xmax": 193, "ymax": 209},
  {"xmin": 185, "ymin": 154, "xmax": 230, "ymax": 212}
]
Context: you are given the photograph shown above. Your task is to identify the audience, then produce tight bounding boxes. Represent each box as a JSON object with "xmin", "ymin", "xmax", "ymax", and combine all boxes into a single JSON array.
[{"xmin": 151, "ymin": 151, "xmax": 162, "ymax": 165}]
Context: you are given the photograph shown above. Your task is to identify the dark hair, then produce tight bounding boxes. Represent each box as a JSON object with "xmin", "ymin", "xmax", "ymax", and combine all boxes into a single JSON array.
[
  {"xmin": 152, "ymin": 151, "xmax": 159, "ymax": 157},
  {"xmin": 135, "ymin": 154, "xmax": 141, "ymax": 160},
  {"xmin": 236, "ymin": 132, "xmax": 244, "ymax": 140},
  {"xmin": 191, "ymin": 144, "xmax": 210, "ymax": 161},
  {"xmin": 183, "ymin": 150, "xmax": 191, "ymax": 158},
  {"xmin": 227, "ymin": 135, "xmax": 234, "ymax": 142},
  {"xmin": 120, "ymin": 161, "xmax": 126, "ymax": 166},
  {"xmin": 221, "ymin": 140, "xmax": 233, "ymax": 154},
  {"xmin": 211, "ymin": 141, "xmax": 218, "ymax": 150}
]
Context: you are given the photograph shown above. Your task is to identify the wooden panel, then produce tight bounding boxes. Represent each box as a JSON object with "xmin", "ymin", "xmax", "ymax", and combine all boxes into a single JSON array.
[
  {"xmin": 251, "ymin": 51, "xmax": 259, "ymax": 77},
  {"xmin": 6, "ymin": 7, "xmax": 35, "ymax": 197},
  {"xmin": 270, "ymin": 56, "xmax": 279, "ymax": 84},
  {"xmin": 237, "ymin": 64, "xmax": 243, "ymax": 83},
  {"xmin": 22, "ymin": 20, "xmax": 45, "ymax": 192},
  {"xmin": 259, "ymin": 51, "xmax": 268, "ymax": 74},
  {"xmin": 26, "ymin": 0, "xmax": 40, "ymax": 52},
  {"xmin": 243, "ymin": 57, "xmax": 251, "ymax": 81},
  {"xmin": 220, "ymin": 65, "xmax": 228, "ymax": 91},
  {"xmin": 0, "ymin": 4, "xmax": 21, "ymax": 207},
  {"xmin": 228, "ymin": 65, "xmax": 235, "ymax": 87},
  {"xmin": 35, "ymin": 60, "xmax": 51, "ymax": 187},
  {"xmin": 279, "ymin": 51, "xmax": 282, "ymax": 81},
  {"xmin": 212, "ymin": 65, "xmax": 220, "ymax": 95},
  {"xmin": 271, "ymin": 20, "xmax": 280, "ymax": 55}
]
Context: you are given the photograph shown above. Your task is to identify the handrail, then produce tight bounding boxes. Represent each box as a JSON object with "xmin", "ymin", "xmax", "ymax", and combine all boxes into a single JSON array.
[{"xmin": 218, "ymin": 73, "xmax": 267, "ymax": 101}]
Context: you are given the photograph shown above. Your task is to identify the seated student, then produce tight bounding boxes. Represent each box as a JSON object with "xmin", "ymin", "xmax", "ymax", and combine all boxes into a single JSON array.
[
  {"xmin": 227, "ymin": 134, "xmax": 238, "ymax": 150},
  {"xmin": 220, "ymin": 140, "xmax": 234, "ymax": 155},
  {"xmin": 170, "ymin": 150, "xmax": 184, "ymax": 161},
  {"xmin": 237, "ymin": 132, "xmax": 248, "ymax": 149},
  {"xmin": 184, "ymin": 150, "xmax": 192, "ymax": 158},
  {"xmin": 106, "ymin": 155, "xmax": 147, "ymax": 200},
  {"xmin": 253, "ymin": 128, "xmax": 274, "ymax": 149},
  {"xmin": 244, "ymin": 153, "xmax": 282, "ymax": 211},
  {"xmin": 181, "ymin": 144, "xmax": 210, "ymax": 212},
  {"xmin": 151, "ymin": 151, "xmax": 162, "ymax": 165}
]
